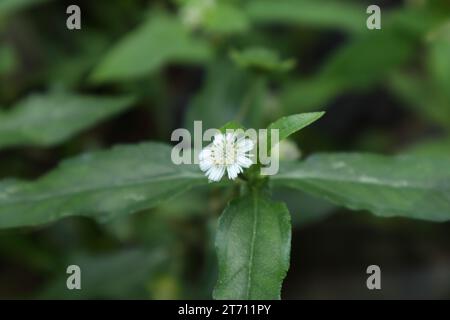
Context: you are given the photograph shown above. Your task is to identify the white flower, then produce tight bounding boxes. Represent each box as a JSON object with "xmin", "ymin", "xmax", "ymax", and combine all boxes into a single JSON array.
[{"xmin": 199, "ymin": 132, "xmax": 254, "ymax": 182}]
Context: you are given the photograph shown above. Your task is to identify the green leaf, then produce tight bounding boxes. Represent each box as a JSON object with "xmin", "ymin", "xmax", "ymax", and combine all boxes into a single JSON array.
[
  {"xmin": 91, "ymin": 13, "xmax": 211, "ymax": 83},
  {"xmin": 0, "ymin": 143, "xmax": 206, "ymax": 228},
  {"xmin": 388, "ymin": 7, "xmax": 447, "ymax": 37},
  {"xmin": 0, "ymin": 93, "xmax": 136, "ymax": 149},
  {"xmin": 267, "ymin": 112, "xmax": 325, "ymax": 142},
  {"xmin": 320, "ymin": 32, "xmax": 414, "ymax": 89},
  {"xmin": 214, "ymin": 187, "xmax": 291, "ymax": 300},
  {"xmin": 177, "ymin": 0, "xmax": 249, "ymax": 34},
  {"xmin": 245, "ymin": 0, "xmax": 365, "ymax": 33},
  {"xmin": 272, "ymin": 153, "xmax": 450, "ymax": 221},
  {"xmin": 266, "ymin": 112, "xmax": 324, "ymax": 154},
  {"xmin": 230, "ymin": 47, "xmax": 295, "ymax": 73},
  {"xmin": 316, "ymin": 6, "xmax": 448, "ymax": 89},
  {"xmin": 281, "ymin": 8, "xmax": 443, "ymax": 114},
  {"xmin": 281, "ymin": 31, "xmax": 414, "ymax": 113},
  {"xmin": 203, "ymin": 3, "xmax": 249, "ymax": 34}
]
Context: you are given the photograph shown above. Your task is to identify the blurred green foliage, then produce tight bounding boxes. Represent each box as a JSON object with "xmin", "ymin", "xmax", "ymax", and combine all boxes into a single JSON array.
[{"xmin": 0, "ymin": 0, "xmax": 449, "ymax": 299}]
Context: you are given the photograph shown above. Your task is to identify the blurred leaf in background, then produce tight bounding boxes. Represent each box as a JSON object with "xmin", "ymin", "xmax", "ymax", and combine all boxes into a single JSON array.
[
  {"xmin": 0, "ymin": 93, "xmax": 136, "ymax": 149},
  {"xmin": 231, "ymin": 46, "xmax": 296, "ymax": 73},
  {"xmin": 245, "ymin": 0, "xmax": 365, "ymax": 33},
  {"xmin": 91, "ymin": 12, "xmax": 212, "ymax": 83},
  {"xmin": 0, "ymin": 143, "xmax": 207, "ymax": 228}
]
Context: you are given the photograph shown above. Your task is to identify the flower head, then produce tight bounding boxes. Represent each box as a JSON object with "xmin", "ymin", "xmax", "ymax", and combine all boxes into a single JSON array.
[{"xmin": 199, "ymin": 132, "xmax": 254, "ymax": 182}]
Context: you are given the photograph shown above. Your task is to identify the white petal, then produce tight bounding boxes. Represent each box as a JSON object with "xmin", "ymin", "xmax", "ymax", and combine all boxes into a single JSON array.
[
  {"xmin": 237, "ymin": 155, "xmax": 253, "ymax": 168},
  {"xmin": 199, "ymin": 157, "xmax": 213, "ymax": 171},
  {"xmin": 237, "ymin": 138, "xmax": 254, "ymax": 152},
  {"xmin": 205, "ymin": 167, "xmax": 218, "ymax": 181},
  {"xmin": 207, "ymin": 165, "xmax": 225, "ymax": 182},
  {"xmin": 199, "ymin": 147, "xmax": 212, "ymax": 160},
  {"xmin": 216, "ymin": 166, "xmax": 226, "ymax": 181},
  {"xmin": 213, "ymin": 133, "xmax": 225, "ymax": 147},
  {"xmin": 227, "ymin": 163, "xmax": 242, "ymax": 180},
  {"xmin": 225, "ymin": 132, "xmax": 236, "ymax": 143}
]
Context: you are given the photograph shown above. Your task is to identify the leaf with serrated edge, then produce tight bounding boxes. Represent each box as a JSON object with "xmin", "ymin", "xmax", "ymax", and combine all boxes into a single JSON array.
[
  {"xmin": 90, "ymin": 13, "xmax": 211, "ymax": 82},
  {"xmin": 214, "ymin": 187, "xmax": 291, "ymax": 299},
  {"xmin": 272, "ymin": 153, "xmax": 450, "ymax": 221},
  {"xmin": 267, "ymin": 112, "xmax": 324, "ymax": 152},
  {"xmin": 0, "ymin": 143, "xmax": 206, "ymax": 228},
  {"xmin": 0, "ymin": 93, "xmax": 135, "ymax": 149}
]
